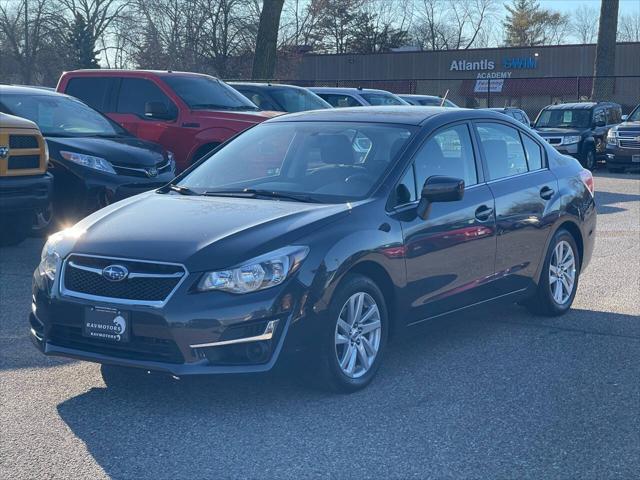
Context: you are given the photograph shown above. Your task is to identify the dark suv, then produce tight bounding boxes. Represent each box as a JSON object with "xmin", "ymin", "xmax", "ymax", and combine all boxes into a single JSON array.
[
  {"xmin": 534, "ymin": 102, "xmax": 622, "ymax": 170},
  {"xmin": 605, "ymin": 104, "xmax": 640, "ymax": 172}
]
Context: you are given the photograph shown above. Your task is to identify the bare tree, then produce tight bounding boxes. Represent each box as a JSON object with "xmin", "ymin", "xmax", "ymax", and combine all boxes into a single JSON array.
[
  {"xmin": 618, "ymin": 12, "xmax": 640, "ymax": 42},
  {"xmin": 572, "ymin": 5, "xmax": 598, "ymax": 44},
  {"xmin": 592, "ymin": 0, "xmax": 619, "ymax": 100},
  {"xmin": 0, "ymin": 0, "xmax": 55, "ymax": 83}
]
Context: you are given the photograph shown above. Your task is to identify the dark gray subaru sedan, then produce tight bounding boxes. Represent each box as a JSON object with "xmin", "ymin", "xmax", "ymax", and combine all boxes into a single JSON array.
[{"xmin": 31, "ymin": 107, "xmax": 596, "ymax": 392}]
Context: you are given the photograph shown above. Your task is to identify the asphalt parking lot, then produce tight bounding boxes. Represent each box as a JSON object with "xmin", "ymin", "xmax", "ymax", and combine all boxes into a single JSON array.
[{"xmin": 1, "ymin": 171, "xmax": 638, "ymax": 479}]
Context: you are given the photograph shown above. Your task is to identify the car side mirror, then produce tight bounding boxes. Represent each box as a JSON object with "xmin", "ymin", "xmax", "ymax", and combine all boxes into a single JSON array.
[
  {"xmin": 145, "ymin": 101, "xmax": 173, "ymax": 120},
  {"xmin": 621, "ymin": 115, "xmax": 628, "ymax": 121},
  {"xmin": 417, "ymin": 176, "xmax": 465, "ymax": 220}
]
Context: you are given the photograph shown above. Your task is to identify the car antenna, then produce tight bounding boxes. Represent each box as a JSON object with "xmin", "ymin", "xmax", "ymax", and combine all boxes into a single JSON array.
[{"xmin": 440, "ymin": 89, "xmax": 450, "ymax": 107}]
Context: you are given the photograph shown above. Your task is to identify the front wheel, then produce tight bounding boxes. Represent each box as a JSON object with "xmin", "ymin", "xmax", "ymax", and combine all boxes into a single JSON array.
[
  {"xmin": 315, "ymin": 274, "xmax": 388, "ymax": 393},
  {"xmin": 526, "ymin": 229, "xmax": 580, "ymax": 316},
  {"xmin": 582, "ymin": 147, "xmax": 597, "ymax": 171}
]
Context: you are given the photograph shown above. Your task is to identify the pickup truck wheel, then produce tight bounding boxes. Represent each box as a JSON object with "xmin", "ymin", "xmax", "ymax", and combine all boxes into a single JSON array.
[
  {"xmin": 31, "ymin": 200, "xmax": 55, "ymax": 236},
  {"xmin": 583, "ymin": 147, "xmax": 596, "ymax": 171}
]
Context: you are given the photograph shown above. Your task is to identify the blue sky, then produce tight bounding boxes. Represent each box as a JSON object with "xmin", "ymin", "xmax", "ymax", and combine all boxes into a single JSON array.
[{"xmin": 538, "ymin": 0, "xmax": 640, "ymax": 15}]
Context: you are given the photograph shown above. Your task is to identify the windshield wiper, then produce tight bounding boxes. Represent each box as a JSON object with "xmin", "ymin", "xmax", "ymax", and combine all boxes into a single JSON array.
[
  {"xmin": 158, "ymin": 184, "xmax": 200, "ymax": 195},
  {"xmin": 203, "ymin": 189, "xmax": 317, "ymax": 203}
]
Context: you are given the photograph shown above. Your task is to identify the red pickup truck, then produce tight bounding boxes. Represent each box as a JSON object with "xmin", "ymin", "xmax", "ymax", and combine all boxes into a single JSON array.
[{"xmin": 57, "ymin": 70, "xmax": 278, "ymax": 171}]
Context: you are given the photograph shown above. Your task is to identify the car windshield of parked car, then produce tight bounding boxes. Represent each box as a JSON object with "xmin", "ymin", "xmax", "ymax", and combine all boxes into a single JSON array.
[
  {"xmin": 535, "ymin": 109, "xmax": 591, "ymax": 129},
  {"xmin": 270, "ymin": 88, "xmax": 331, "ymax": 112},
  {"xmin": 417, "ymin": 98, "xmax": 440, "ymax": 106},
  {"xmin": 177, "ymin": 122, "xmax": 415, "ymax": 202},
  {"xmin": 627, "ymin": 106, "xmax": 640, "ymax": 122},
  {"xmin": 1, "ymin": 94, "xmax": 127, "ymax": 137},
  {"xmin": 163, "ymin": 75, "xmax": 259, "ymax": 111},
  {"xmin": 360, "ymin": 92, "xmax": 406, "ymax": 106}
]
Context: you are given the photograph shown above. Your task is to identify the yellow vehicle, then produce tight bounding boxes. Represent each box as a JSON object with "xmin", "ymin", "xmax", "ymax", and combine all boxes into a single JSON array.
[{"xmin": 0, "ymin": 113, "xmax": 53, "ymax": 246}]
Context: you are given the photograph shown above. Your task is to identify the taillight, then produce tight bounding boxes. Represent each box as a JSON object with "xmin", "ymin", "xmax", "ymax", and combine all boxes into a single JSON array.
[{"xmin": 579, "ymin": 169, "xmax": 594, "ymax": 195}]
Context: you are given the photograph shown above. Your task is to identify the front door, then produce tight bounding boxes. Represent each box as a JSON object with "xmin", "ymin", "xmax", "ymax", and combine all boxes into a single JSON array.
[{"xmin": 393, "ymin": 123, "xmax": 498, "ymax": 323}]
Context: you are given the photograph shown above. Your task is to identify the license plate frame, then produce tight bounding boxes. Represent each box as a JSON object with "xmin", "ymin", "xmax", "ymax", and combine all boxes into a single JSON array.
[{"xmin": 82, "ymin": 306, "xmax": 130, "ymax": 343}]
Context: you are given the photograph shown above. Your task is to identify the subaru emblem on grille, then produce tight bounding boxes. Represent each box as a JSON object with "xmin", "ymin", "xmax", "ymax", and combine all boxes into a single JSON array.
[
  {"xmin": 146, "ymin": 167, "xmax": 158, "ymax": 178},
  {"xmin": 102, "ymin": 265, "xmax": 129, "ymax": 282},
  {"xmin": 0, "ymin": 146, "xmax": 8, "ymax": 159}
]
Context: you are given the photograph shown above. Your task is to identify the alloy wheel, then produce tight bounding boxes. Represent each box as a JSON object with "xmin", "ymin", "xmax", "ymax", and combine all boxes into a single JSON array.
[
  {"xmin": 32, "ymin": 201, "xmax": 53, "ymax": 232},
  {"xmin": 548, "ymin": 240, "xmax": 576, "ymax": 305},
  {"xmin": 334, "ymin": 292, "xmax": 382, "ymax": 379}
]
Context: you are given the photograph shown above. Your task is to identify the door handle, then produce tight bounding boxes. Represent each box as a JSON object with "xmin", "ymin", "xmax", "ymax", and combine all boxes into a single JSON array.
[
  {"xmin": 475, "ymin": 205, "xmax": 494, "ymax": 221},
  {"xmin": 540, "ymin": 186, "xmax": 555, "ymax": 200}
]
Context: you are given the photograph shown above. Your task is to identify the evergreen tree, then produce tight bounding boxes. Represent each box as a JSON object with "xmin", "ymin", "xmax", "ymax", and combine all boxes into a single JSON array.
[
  {"xmin": 503, "ymin": 0, "xmax": 567, "ymax": 47},
  {"xmin": 67, "ymin": 14, "xmax": 100, "ymax": 69}
]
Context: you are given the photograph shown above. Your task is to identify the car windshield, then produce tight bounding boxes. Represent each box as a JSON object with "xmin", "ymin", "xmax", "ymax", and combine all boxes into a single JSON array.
[
  {"xmin": 360, "ymin": 92, "xmax": 407, "ymax": 106},
  {"xmin": 269, "ymin": 87, "xmax": 331, "ymax": 112},
  {"xmin": 535, "ymin": 109, "xmax": 591, "ymax": 128},
  {"xmin": 417, "ymin": 98, "xmax": 440, "ymax": 106},
  {"xmin": 627, "ymin": 106, "xmax": 640, "ymax": 122},
  {"xmin": 1, "ymin": 94, "xmax": 127, "ymax": 137},
  {"xmin": 163, "ymin": 75, "xmax": 259, "ymax": 111},
  {"xmin": 177, "ymin": 122, "xmax": 415, "ymax": 202}
]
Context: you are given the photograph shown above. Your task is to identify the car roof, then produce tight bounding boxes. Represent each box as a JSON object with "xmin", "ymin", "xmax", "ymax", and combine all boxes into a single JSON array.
[
  {"xmin": 266, "ymin": 106, "xmax": 511, "ymax": 126},
  {"xmin": 61, "ymin": 69, "xmax": 220, "ymax": 80},
  {"xmin": 399, "ymin": 94, "xmax": 441, "ymax": 99},
  {"xmin": 544, "ymin": 102, "xmax": 619, "ymax": 110},
  {"xmin": 486, "ymin": 107, "xmax": 523, "ymax": 111},
  {"xmin": 0, "ymin": 84, "xmax": 63, "ymax": 96},
  {"xmin": 308, "ymin": 87, "xmax": 398, "ymax": 95},
  {"xmin": 229, "ymin": 82, "xmax": 307, "ymax": 91}
]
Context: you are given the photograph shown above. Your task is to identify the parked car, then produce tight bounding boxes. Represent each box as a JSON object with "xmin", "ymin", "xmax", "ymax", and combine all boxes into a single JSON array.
[
  {"xmin": 605, "ymin": 104, "xmax": 640, "ymax": 172},
  {"xmin": 57, "ymin": 70, "xmax": 279, "ymax": 171},
  {"xmin": 533, "ymin": 102, "xmax": 622, "ymax": 170},
  {"xmin": 399, "ymin": 94, "xmax": 459, "ymax": 108},
  {"xmin": 0, "ymin": 113, "xmax": 53, "ymax": 246},
  {"xmin": 485, "ymin": 107, "xmax": 531, "ymax": 126},
  {"xmin": 31, "ymin": 107, "xmax": 596, "ymax": 393},
  {"xmin": 309, "ymin": 87, "xmax": 409, "ymax": 107},
  {"xmin": 0, "ymin": 86, "xmax": 176, "ymax": 232},
  {"xmin": 229, "ymin": 82, "xmax": 331, "ymax": 112}
]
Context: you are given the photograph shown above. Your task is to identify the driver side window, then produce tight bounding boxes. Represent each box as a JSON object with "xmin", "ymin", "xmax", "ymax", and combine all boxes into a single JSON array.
[{"xmin": 413, "ymin": 124, "xmax": 478, "ymax": 190}]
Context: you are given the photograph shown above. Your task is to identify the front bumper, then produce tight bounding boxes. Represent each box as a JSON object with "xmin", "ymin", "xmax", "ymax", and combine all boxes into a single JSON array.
[
  {"xmin": 0, "ymin": 173, "xmax": 52, "ymax": 213},
  {"xmin": 605, "ymin": 145, "xmax": 640, "ymax": 168},
  {"xmin": 29, "ymin": 266, "xmax": 316, "ymax": 376}
]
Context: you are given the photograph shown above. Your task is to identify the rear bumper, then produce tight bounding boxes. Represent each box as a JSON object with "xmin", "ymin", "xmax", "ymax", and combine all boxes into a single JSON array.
[{"xmin": 0, "ymin": 173, "xmax": 52, "ymax": 213}]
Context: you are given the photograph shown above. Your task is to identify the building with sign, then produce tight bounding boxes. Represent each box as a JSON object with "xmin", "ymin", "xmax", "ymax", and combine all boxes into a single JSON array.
[{"xmin": 288, "ymin": 43, "xmax": 640, "ymax": 118}]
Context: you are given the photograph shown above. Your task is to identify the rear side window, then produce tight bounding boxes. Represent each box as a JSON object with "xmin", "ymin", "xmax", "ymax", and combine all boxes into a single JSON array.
[
  {"xmin": 607, "ymin": 107, "xmax": 621, "ymax": 124},
  {"xmin": 65, "ymin": 77, "xmax": 114, "ymax": 111},
  {"xmin": 116, "ymin": 78, "xmax": 177, "ymax": 119},
  {"xmin": 476, "ymin": 123, "xmax": 528, "ymax": 180},
  {"xmin": 521, "ymin": 134, "xmax": 543, "ymax": 170},
  {"xmin": 414, "ymin": 124, "xmax": 478, "ymax": 188},
  {"xmin": 593, "ymin": 108, "xmax": 606, "ymax": 125},
  {"xmin": 318, "ymin": 94, "xmax": 361, "ymax": 108}
]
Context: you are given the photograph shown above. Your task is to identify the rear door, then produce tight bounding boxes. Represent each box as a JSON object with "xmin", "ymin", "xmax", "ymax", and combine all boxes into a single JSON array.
[
  {"xmin": 473, "ymin": 121, "xmax": 558, "ymax": 293},
  {"xmin": 392, "ymin": 122, "xmax": 497, "ymax": 322}
]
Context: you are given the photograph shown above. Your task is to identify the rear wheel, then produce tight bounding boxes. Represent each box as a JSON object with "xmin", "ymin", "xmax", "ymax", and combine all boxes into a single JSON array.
[
  {"xmin": 314, "ymin": 274, "xmax": 388, "ymax": 393},
  {"xmin": 526, "ymin": 229, "xmax": 580, "ymax": 316}
]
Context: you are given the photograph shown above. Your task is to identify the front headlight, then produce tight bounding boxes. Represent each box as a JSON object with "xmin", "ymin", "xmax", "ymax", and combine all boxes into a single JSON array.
[
  {"xmin": 563, "ymin": 136, "xmax": 581, "ymax": 145},
  {"xmin": 38, "ymin": 236, "xmax": 62, "ymax": 281},
  {"xmin": 167, "ymin": 151, "xmax": 175, "ymax": 166},
  {"xmin": 60, "ymin": 151, "xmax": 116, "ymax": 174},
  {"xmin": 197, "ymin": 246, "xmax": 309, "ymax": 294},
  {"xmin": 607, "ymin": 130, "xmax": 617, "ymax": 145}
]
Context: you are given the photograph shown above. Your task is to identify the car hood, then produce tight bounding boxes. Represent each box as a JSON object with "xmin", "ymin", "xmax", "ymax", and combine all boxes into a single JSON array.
[
  {"xmin": 69, "ymin": 192, "xmax": 351, "ymax": 270},
  {"xmin": 534, "ymin": 128, "xmax": 585, "ymax": 136},
  {"xmin": 614, "ymin": 120, "xmax": 640, "ymax": 132},
  {"xmin": 46, "ymin": 136, "xmax": 165, "ymax": 168}
]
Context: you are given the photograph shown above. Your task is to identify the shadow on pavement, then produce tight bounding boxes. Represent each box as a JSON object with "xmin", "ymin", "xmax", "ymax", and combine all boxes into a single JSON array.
[
  {"xmin": 55, "ymin": 306, "xmax": 640, "ymax": 479},
  {"xmin": 595, "ymin": 189, "xmax": 640, "ymax": 215}
]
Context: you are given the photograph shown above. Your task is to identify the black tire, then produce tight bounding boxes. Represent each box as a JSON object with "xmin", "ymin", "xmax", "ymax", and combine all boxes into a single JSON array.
[
  {"xmin": 314, "ymin": 274, "xmax": 388, "ymax": 393},
  {"xmin": 100, "ymin": 364, "xmax": 172, "ymax": 389},
  {"xmin": 0, "ymin": 214, "xmax": 31, "ymax": 247},
  {"xmin": 526, "ymin": 229, "xmax": 580, "ymax": 317},
  {"xmin": 582, "ymin": 147, "xmax": 597, "ymax": 171},
  {"xmin": 31, "ymin": 200, "xmax": 56, "ymax": 236}
]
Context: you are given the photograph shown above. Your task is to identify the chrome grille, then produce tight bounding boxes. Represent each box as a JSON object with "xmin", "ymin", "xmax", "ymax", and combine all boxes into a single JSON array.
[
  {"xmin": 544, "ymin": 137, "xmax": 563, "ymax": 145},
  {"xmin": 61, "ymin": 254, "xmax": 187, "ymax": 306},
  {"xmin": 617, "ymin": 132, "xmax": 640, "ymax": 149}
]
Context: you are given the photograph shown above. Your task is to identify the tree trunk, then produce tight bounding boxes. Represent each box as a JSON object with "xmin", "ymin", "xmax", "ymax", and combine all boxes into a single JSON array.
[
  {"xmin": 592, "ymin": 0, "xmax": 619, "ymax": 100},
  {"xmin": 251, "ymin": 0, "xmax": 285, "ymax": 80}
]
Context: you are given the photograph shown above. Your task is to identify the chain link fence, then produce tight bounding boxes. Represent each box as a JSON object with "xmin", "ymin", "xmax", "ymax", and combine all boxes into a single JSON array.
[{"xmin": 239, "ymin": 76, "xmax": 639, "ymax": 121}]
